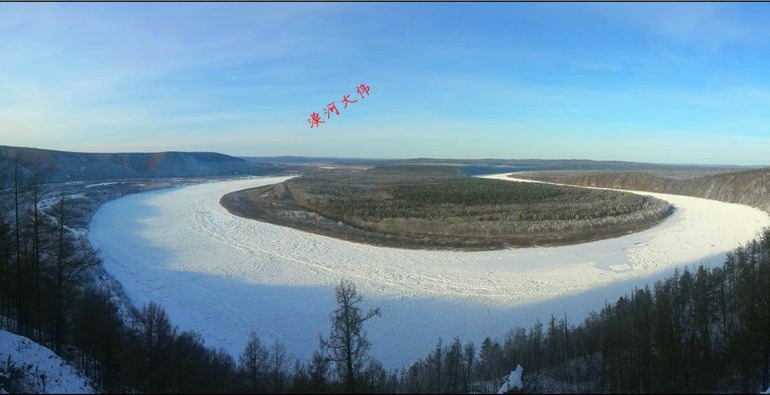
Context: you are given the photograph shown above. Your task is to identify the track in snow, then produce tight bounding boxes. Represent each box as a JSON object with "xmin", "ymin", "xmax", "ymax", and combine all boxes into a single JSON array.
[{"xmin": 88, "ymin": 174, "xmax": 770, "ymax": 368}]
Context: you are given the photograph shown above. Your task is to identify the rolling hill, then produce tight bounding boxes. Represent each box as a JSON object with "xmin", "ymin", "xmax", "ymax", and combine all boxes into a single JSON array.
[{"xmin": 0, "ymin": 145, "xmax": 292, "ymax": 182}]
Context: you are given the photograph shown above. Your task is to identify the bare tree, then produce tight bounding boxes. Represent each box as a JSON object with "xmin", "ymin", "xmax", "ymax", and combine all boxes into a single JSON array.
[
  {"xmin": 0, "ymin": 162, "xmax": 10, "ymax": 326},
  {"xmin": 308, "ymin": 350, "xmax": 331, "ymax": 390},
  {"xmin": 463, "ymin": 341, "xmax": 476, "ymax": 393},
  {"xmin": 269, "ymin": 340, "xmax": 289, "ymax": 392},
  {"xmin": 362, "ymin": 359, "xmax": 388, "ymax": 392},
  {"xmin": 135, "ymin": 301, "xmax": 177, "ymax": 392},
  {"xmin": 445, "ymin": 337, "xmax": 463, "ymax": 393},
  {"xmin": 27, "ymin": 174, "xmax": 43, "ymax": 341},
  {"xmin": 52, "ymin": 191, "xmax": 98, "ymax": 352},
  {"xmin": 320, "ymin": 279, "xmax": 381, "ymax": 393},
  {"xmin": 12, "ymin": 155, "xmax": 23, "ymax": 333},
  {"xmin": 239, "ymin": 331, "xmax": 269, "ymax": 392}
]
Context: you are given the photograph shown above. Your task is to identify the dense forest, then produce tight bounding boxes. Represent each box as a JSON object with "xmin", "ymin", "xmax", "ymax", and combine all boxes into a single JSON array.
[
  {"xmin": 3, "ymin": 160, "xmax": 770, "ymax": 393},
  {"xmin": 403, "ymin": 229, "xmax": 770, "ymax": 393},
  {"xmin": 519, "ymin": 168, "xmax": 770, "ymax": 213},
  {"xmin": 222, "ymin": 165, "xmax": 673, "ymax": 250}
]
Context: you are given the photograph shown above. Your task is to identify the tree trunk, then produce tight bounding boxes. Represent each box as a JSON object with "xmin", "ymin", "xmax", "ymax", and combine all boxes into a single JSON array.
[
  {"xmin": 14, "ymin": 158, "xmax": 22, "ymax": 333},
  {"xmin": 55, "ymin": 193, "xmax": 65, "ymax": 354},
  {"xmin": 32, "ymin": 179, "xmax": 41, "ymax": 341},
  {"xmin": 343, "ymin": 291, "xmax": 356, "ymax": 394}
]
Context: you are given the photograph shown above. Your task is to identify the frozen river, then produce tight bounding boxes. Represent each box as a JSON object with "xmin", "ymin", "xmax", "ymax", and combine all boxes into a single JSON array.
[{"xmin": 88, "ymin": 174, "xmax": 770, "ymax": 367}]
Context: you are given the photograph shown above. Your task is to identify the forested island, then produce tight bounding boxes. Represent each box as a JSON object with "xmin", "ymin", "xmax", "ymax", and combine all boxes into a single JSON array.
[{"xmin": 221, "ymin": 166, "xmax": 673, "ymax": 250}]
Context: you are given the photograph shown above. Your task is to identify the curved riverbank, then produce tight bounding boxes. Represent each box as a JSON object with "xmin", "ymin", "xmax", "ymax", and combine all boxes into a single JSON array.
[
  {"xmin": 220, "ymin": 170, "xmax": 674, "ymax": 250},
  {"xmin": 88, "ymin": 174, "xmax": 770, "ymax": 367}
]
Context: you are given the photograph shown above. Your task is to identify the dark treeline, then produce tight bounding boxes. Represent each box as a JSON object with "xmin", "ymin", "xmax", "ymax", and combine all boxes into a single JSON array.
[
  {"xmin": 0, "ymin": 160, "xmax": 393, "ymax": 393},
  {"xmin": 401, "ymin": 229, "xmax": 770, "ymax": 394},
  {"xmin": 0, "ymin": 156, "xmax": 384, "ymax": 393},
  {"xmin": 0, "ymin": 159, "xmax": 391, "ymax": 393},
  {"xmin": 0, "ymin": 158, "xmax": 100, "ymax": 354},
  {"xmin": 3, "ymin": 158, "xmax": 770, "ymax": 393}
]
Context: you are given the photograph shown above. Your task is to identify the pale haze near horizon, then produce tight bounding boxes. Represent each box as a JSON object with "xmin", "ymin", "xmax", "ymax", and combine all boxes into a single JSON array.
[{"xmin": 1, "ymin": 3, "xmax": 770, "ymax": 165}]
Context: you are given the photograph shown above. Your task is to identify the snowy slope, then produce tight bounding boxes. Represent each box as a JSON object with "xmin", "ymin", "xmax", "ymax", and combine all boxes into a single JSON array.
[
  {"xmin": 497, "ymin": 365, "xmax": 524, "ymax": 394},
  {"xmin": 0, "ymin": 331, "xmax": 94, "ymax": 394},
  {"xmin": 87, "ymin": 175, "xmax": 770, "ymax": 368}
]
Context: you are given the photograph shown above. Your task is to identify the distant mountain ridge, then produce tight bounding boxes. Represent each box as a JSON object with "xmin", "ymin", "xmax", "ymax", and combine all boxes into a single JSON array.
[
  {"xmin": 2, "ymin": 145, "xmax": 759, "ymax": 184},
  {"xmin": 0, "ymin": 145, "xmax": 289, "ymax": 182},
  {"xmin": 243, "ymin": 156, "xmax": 754, "ymax": 175}
]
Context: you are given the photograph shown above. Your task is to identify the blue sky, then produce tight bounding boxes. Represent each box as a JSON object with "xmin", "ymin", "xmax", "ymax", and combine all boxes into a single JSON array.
[{"xmin": 2, "ymin": 3, "xmax": 770, "ymax": 165}]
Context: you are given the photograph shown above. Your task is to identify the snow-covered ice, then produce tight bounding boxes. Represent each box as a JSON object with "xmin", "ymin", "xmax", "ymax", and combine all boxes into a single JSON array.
[
  {"xmin": 0, "ymin": 330, "xmax": 94, "ymax": 394},
  {"xmin": 84, "ymin": 181, "xmax": 120, "ymax": 188},
  {"xmin": 87, "ymin": 174, "xmax": 770, "ymax": 368}
]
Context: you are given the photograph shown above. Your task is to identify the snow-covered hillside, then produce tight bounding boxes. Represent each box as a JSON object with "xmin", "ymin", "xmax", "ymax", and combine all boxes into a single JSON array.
[
  {"xmin": 0, "ymin": 331, "xmax": 94, "ymax": 394},
  {"xmin": 87, "ymin": 175, "xmax": 770, "ymax": 368}
]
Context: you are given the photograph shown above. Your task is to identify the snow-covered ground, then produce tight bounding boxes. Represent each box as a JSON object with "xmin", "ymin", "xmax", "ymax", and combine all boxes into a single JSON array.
[
  {"xmin": 497, "ymin": 365, "xmax": 524, "ymax": 394},
  {"xmin": 87, "ymin": 174, "xmax": 770, "ymax": 368},
  {"xmin": 0, "ymin": 331, "xmax": 94, "ymax": 394}
]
